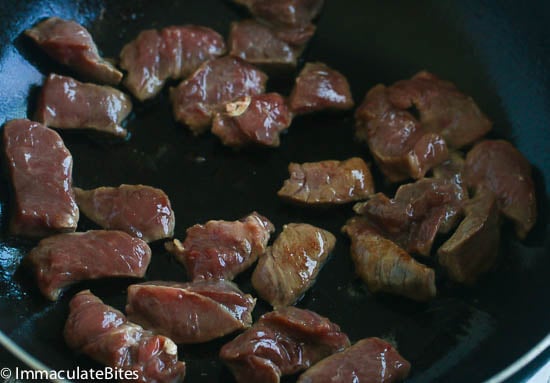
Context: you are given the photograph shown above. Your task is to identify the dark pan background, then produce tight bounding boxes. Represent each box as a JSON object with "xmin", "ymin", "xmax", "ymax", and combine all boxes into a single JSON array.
[{"xmin": 0, "ymin": 0, "xmax": 549, "ymax": 382}]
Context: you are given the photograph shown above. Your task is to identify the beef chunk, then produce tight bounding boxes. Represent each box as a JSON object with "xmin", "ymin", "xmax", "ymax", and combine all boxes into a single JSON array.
[
  {"xmin": 438, "ymin": 189, "xmax": 501, "ymax": 284},
  {"xmin": 234, "ymin": 0, "xmax": 324, "ymax": 27},
  {"xmin": 64, "ymin": 290, "xmax": 186, "ymax": 383},
  {"xmin": 252, "ymin": 223, "xmax": 335, "ymax": 308},
  {"xmin": 74, "ymin": 184, "xmax": 175, "ymax": 243},
  {"xmin": 35, "ymin": 74, "xmax": 132, "ymax": 137},
  {"xmin": 353, "ymin": 178, "xmax": 465, "ymax": 256},
  {"xmin": 165, "ymin": 212, "xmax": 274, "ymax": 280},
  {"xmin": 342, "ymin": 216, "xmax": 436, "ymax": 301},
  {"xmin": 229, "ymin": 20, "xmax": 315, "ymax": 69},
  {"xmin": 212, "ymin": 93, "xmax": 292, "ymax": 148},
  {"xmin": 26, "ymin": 230, "xmax": 151, "ymax": 301},
  {"xmin": 220, "ymin": 306, "xmax": 349, "ymax": 383},
  {"xmin": 126, "ymin": 280, "xmax": 255, "ymax": 344},
  {"xmin": 25, "ymin": 17, "xmax": 122, "ymax": 85},
  {"xmin": 3, "ymin": 119, "xmax": 78, "ymax": 237},
  {"xmin": 464, "ymin": 140, "xmax": 536, "ymax": 239},
  {"xmin": 119, "ymin": 25, "xmax": 226, "ymax": 101},
  {"xmin": 278, "ymin": 157, "xmax": 374, "ymax": 205},
  {"xmin": 298, "ymin": 337, "xmax": 411, "ymax": 383},
  {"xmin": 170, "ymin": 56, "xmax": 268, "ymax": 134},
  {"xmin": 355, "ymin": 72, "xmax": 492, "ymax": 182},
  {"xmin": 289, "ymin": 62, "xmax": 354, "ymax": 114},
  {"xmin": 433, "ymin": 151, "xmax": 466, "ymax": 189}
]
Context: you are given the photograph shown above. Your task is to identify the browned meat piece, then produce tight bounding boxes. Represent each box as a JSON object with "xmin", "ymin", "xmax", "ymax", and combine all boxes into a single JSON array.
[
  {"xmin": 165, "ymin": 212, "xmax": 274, "ymax": 280},
  {"xmin": 65, "ymin": 290, "xmax": 186, "ymax": 383},
  {"xmin": 354, "ymin": 178, "xmax": 465, "ymax": 255},
  {"xmin": 388, "ymin": 71, "xmax": 492, "ymax": 148},
  {"xmin": 229, "ymin": 20, "xmax": 315, "ymax": 69},
  {"xmin": 25, "ymin": 17, "xmax": 122, "ymax": 85},
  {"xmin": 170, "ymin": 56, "xmax": 268, "ymax": 134},
  {"xmin": 433, "ymin": 151, "xmax": 466, "ymax": 188},
  {"xmin": 438, "ymin": 188, "xmax": 501, "ymax": 284},
  {"xmin": 74, "ymin": 184, "xmax": 175, "ymax": 243},
  {"xmin": 119, "ymin": 26, "xmax": 226, "ymax": 101},
  {"xmin": 35, "ymin": 74, "xmax": 132, "ymax": 137},
  {"xmin": 289, "ymin": 62, "xmax": 354, "ymax": 115},
  {"xmin": 220, "ymin": 306, "xmax": 349, "ymax": 383},
  {"xmin": 298, "ymin": 337, "xmax": 411, "ymax": 383},
  {"xmin": 3, "ymin": 119, "xmax": 78, "ymax": 238},
  {"xmin": 342, "ymin": 216, "xmax": 436, "ymax": 301},
  {"xmin": 355, "ymin": 84, "xmax": 449, "ymax": 182},
  {"xmin": 126, "ymin": 280, "xmax": 255, "ymax": 344},
  {"xmin": 26, "ymin": 230, "xmax": 151, "ymax": 301},
  {"xmin": 278, "ymin": 158, "xmax": 375, "ymax": 205},
  {"xmin": 252, "ymin": 223, "xmax": 335, "ymax": 308},
  {"xmin": 212, "ymin": 93, "xmax": 292, "ymax": 148},
  {"xmin": 234, "ymin": 0, "xmax": 324, "ymax": 27},
  {"xmin": 464, "ymin": 140, "xmax": 536, "ymax": 239},
  {"xmin": 356, "ymin": 71, "xmax": 492, "ymax": 182}
]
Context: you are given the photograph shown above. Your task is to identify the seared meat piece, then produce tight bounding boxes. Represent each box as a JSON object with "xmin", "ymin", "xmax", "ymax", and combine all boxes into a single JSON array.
[
  {"xmin": 278, "ymin": 157, "xmax": 375, "ymax": 205},
  {"xmin": 126, "ymin": 280, "xmax": 255, "ymax": 344},
  {"xmin": 356, "ymin": 71, "xmax": 492, "ymax": 181},
  {"xmin": 342, "ymin": 216, "xmax": 436, "ymax": 301},
  {"xmin": 25, "ymin": 17, "xmax": 122, "ymax": 85},
  {"xmin": 165, "ymin": 212, "xmax": 274, "ymax": 280},
  {"xmin": 438, "ymin": 189, "xmax": 500, "ymax": 284},
  {"xmin": 388, "ymin": 71, "xmax": 492, "ymax": 148},
  {"xmin": 35, "ymin": 74, "xmax": 132, "ymax": 137},
  {"xmin": 3, "ymin": 119, "xmax": 78, "ymax": 237},
  {"xmin": 433, "ymin": 151, "xmax": 466, "ymax": 188},
  {"xmin": 171, "ymin": 56, "xmax": 268, "ymax": 134},
  {"xmin": 464, "ymin": 140, "xmax": 536, "ymax": 239},
  {"xmin": 234, "ymin": 0, "xmax": 324, "ymax": 27},
  {"xmin": 354, "ymin": 178, "xmax": 465, "ymax": 255},
  {"xmin": 298, "ymin": 337, "xmax": 411, "ymax": 383},
  {"xmin": 289, "ymin": 62, "xmax": 354, "ymax": 115},
  {"xmin": 120, "ymin": 26, "xmax": 226, "ymax": 101},
  {"xmin": 65, "ymin": 290, "xmax": 186, "ymax": 383},
  {"xmin": 220, "ymin": 306, "xmax": 349, "ymax": 383},
  {"xmin": 74, "ymin": 184, "xmax": 175, "ymax": 243},
  {"xmin": 229, "ymin": 20, "xmax": 315, "ymax": 69},
  {"xmin": 355, "ymin": 84, "xmax": 449, "ymax": 182},
  {"xmin": 26, "ymin": 230, "xmax": 151, "ymax": 301},
  {"xmin": 212, "ymin": 93, "xmax": 292, "ymax": 148},
  {"xmin": 252, "ymin": 223, "xmax": 335, "ymax": 308}
]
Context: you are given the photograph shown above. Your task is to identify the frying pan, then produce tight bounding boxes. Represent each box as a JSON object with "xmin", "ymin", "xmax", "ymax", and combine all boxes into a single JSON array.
[{"xmin": 0, "ymin": 0, "xmax": 548, "ymax": 382}]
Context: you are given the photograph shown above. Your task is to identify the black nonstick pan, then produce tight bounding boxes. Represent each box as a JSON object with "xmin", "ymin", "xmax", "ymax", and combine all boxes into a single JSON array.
[{"xmin": 0, "ymin": 0, "xmax": 548, "ymax": 382}]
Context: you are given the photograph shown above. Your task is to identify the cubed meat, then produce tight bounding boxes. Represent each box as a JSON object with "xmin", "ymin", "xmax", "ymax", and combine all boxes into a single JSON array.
[
  {"xmin": 298, "ymin": 337, "xmax": 411, "ymax": 383},
  {"xmin": 438, "ymin": 188, "xmax": 501, "ymax": 284},
  {"xmin": 3, "ymin": 119, "xmax": 79, "ymax": 237},
  {"xmin": 126, "ymin": 280, "xmax": 255, "ymax": 344},
  {"xmin": 229, "ymin": 19, "xmax": 315, "ymax": 69},
  {"xmin": 74, "ymin": 184, "xmax": 175, "ymax": 243},
  {"xmin": 64, "ymin": 290, "xmax": 186, "ymax": 383},
  {"xmin": 119, "ymin": 25, "xmax": 226, "ymax": 101},
  {"xmin": 25, "ymin": 17, "xmax": 122, "ymax": 85},
  {"xmin": 212, "ymin": 93, "xmax": 292, "ymax": 148},
  {"xmin": 220, "ymin": 306, "xmax": 349, "ymax": 383},
  {"xmin": 289, "ymin": 62, "xmax": 354, "ymax": 115},
  {"xmin": 252, "ymin": 223, "xmax": 335, "ymax": 308},
  {"xmin": 464, "ymin": 140, "xmax": 536, "ymax": 239},
  {"xmin": 170, "ymin": 56, "xmax": 268, "ymax": 134},
  {"xmin": 355, "ymin": 72, "xmax": 491, "ymax": 182},
  {"xmin": 342, "ymin": 216, "xmax": 436, "ymax": 301},
  {"xmin": 165, "ymin": 212, "xmax": 274, "ymax": 281},
  {"xmin": 234, "ymin": 0, "xmax": 324, "ymax": 28},
  {"xmin": 26, "ymin": 230, "xmax": 151, "ymax": 300},
  {"xmin": 35, "ymin": 74, "xmax": 132, "ymax": 137},
  {"xmin": 278, "ymin": 157, "xmax": 375, "ymax": 205}
]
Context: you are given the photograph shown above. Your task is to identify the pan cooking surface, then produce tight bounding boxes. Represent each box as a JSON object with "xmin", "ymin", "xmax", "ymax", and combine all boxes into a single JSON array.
[{"xmin": 0, "ymin": 0, "xmax": 548, "ymax": 382}]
